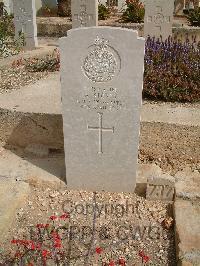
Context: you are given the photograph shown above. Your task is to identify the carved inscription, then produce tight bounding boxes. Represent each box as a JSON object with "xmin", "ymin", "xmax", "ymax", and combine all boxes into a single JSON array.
[
  {"xmin": 77, "ymin": 86, "xmax": 123, "ymax": 112},
  {"xmin": 154, "ymin": 6, "xmax": 171, "ymax": 26},
  {"xmin": 74, "ymin": 3, "xmax": 93, "ymax": 27},
  {"xmin": 154, "ymin": 13, "xmax": 164, "ymax": 24},
  {"xmin": 146, "ymin": 184, "xmax": 174, "ymax": 201},
  {"xmin": 83, "ymin": 37, "xmax": 121, "ymax": 83},
  {"xmin": 15, "ymin": 1, "xmax": 32, "ymax": 30},
  {"xmin": 80, "ymin": 36, "xmax": 122, "ymax": 155},
  {"xmin": 87, "ymin": 113, "xmax": 114, "ymax": 154}
]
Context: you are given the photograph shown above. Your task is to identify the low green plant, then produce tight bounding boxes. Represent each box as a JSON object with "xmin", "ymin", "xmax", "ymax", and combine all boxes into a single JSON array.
[
  {"xmin": 187, "ymin": 7, "xmax": 200, "ymax": 26},
  {"xmin": 121, "ymin": 0, "xmax": 145, "ymax": 23},
  {"xmin": 0, "ymin": 7, "xmax": 23, "ymax": 57},
  {"xmin": 24, "ymin": 50, "xmax": 60, "ymax": 72},
  {"xmin": 0, "ymin": 8, "xmax": 14, "ymax": 40},
  {"xmin": 37, "ymin": 5, "xmax": 58, "ymax": 17},
  {"xmin": 144, "ymin": 37, "xmax": 200, "ymax": 103},
  {"xmin": 98, "ymin": 3, "xmax": 110, "ymax": 20}
]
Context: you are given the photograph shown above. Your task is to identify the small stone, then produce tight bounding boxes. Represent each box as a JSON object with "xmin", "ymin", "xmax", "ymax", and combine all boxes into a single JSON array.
[
  {"xmin": 162, "ymin": 217, "xmax": 173, "ymax": 229},
  {"xmin": 49, "ymin": 191, "xmax": 60, "ymax": 198},
  {"xmin": 28, "ymin": 201, "xmax": 32, "ymax": 206}
]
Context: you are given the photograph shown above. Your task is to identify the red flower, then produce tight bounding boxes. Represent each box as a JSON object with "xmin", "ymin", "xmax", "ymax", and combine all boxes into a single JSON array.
[
  {"xmin": 139, "ymin": 250, "xmax": 145, "ymax": 258},
  {"xmin": 118, "ymin": 258, "xmax": 126, "ymax": 265},
  {"xmin": 54, "ymin": 242, "xmax": 62, "ymax": 248},
  {"xmin": 109, "ymin": 261, "xmax": 115, "ymax": 266},
  {"xmin": 139, "ymin": 250, "xmax": 150, "ymax": 264},
  {"xmin": 11, "ymin": 239, "xmax": 18, "ymax": 244},
  {"xmin": 36, "ymin": 223, "xmax": 49, "ymax": 228},
  {"xmin": 59, "ymin": 213, "xmax": 70, "ymax": 219},
  {"xmin": 27, "ymin": 263, "xmax": 34, "ymax": 266},
  {"xmin": 42, "ymin": 249, "xmax": 50, "ymax": 258},
  {"xmin": 22, "ymin": 240, "xmax": 36, "ymax": 250},
  {"xmin": 50, "ymin": 215, "xmax": 57, "ymax": 220},
  {"xmin": 14, "ymin": 251, "xmax": 21, "ymax": 258},
  {"xmin": 143, "ymin": 255, "xmax": 150, "ymax": 263},
  {"xmin": 96, "ymin": 246, "xmax": 103, "ymax": 254},
  {"xmin": 51, "ymin": 231, "xmax": 62, "ymax": 249}
]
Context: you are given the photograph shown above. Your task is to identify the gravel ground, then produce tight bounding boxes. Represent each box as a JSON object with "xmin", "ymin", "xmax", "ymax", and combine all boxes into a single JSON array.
[
  {"xmin": 139, "ymin": 122, "xmax": 200, "ymax": 175},
  {"xmin": 0, "ymin": 186, "xmax": 176, "ymax": 265},
  {"xmin": 0, "ymin": 65, "xmax": 50, "ymax": 94}
]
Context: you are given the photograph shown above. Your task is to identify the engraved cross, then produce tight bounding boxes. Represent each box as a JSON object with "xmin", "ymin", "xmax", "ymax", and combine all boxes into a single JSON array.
[
  {"xmin": 16, "ymin": 6, "xmax": 32, "ymax": 31},
  {"xmin": 88, "ymin": 113, "xmax": 114, "ymax": 154},
  {"xmin": 74, "ymin": 4, "xmax": 93, "ymax": 27}
]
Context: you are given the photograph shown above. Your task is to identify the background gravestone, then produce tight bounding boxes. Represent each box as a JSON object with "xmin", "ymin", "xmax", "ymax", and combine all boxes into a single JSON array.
[
  {"xmin": 13, "ymin": 0, "xmax": 38, "ymax": 49},
  {"xmin": 144, "ymin": 0, "xmax": 174, "ymax": 40},
  {"xmin": 60, "ymin": 27, "xmax": 145, "ymax": 192},
  {"xmin": 118, "ymin": 0, "xmax": 126, "ymax": 11},
  {"xmin": 1, "ymin": 0, "xmax": 13, "ymax": 14},
  {"xmin": 71, "ymin": 0, "xmax": 98, "ymax": 28},
  {"xmin": 99, "ymin": 0, "xmax": 107, "ymax": 6}
]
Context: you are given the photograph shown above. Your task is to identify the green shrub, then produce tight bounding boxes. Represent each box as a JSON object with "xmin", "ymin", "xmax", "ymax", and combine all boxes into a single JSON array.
[
  {"xmin": 0, "ymin": 8, "xmax": 23, "ymax": 57},
  {"xmin": 98, "ymin": 4, "xmax": 110, "ymax": 20},
  {"xmin": 57, "ymin": 0, "xmax": 71, "ymax": 17},
  {"xmin": 37, "ymin": 5, "xmax": 58, "ymax": 17},
  {"xmin": 121, "ymin": 0, "xmax": 145, "ymax": 23},
  {"xmin": 24, "ymin": 50, "xmax": 60, "ymax": 72},
  {"xmin": 187, "ymin": 7, "xmax": 200, "ymax": 26},
  {"xmin": 144, "ymin": 37, "xmax": 200, "ymax": 103}
]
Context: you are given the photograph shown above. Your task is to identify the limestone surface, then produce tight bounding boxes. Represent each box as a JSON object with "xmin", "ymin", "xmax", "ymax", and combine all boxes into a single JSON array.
[
  {"xmin": 174, "ymin": 200, "xmax": 200, "ymax": 266},
  {"xmin": 13, "ymin": 0, "xmax": 38, "ymax": 49},
  {"xmin": 0, "ymin": 177, "xmax": 30, "ymax": 238},
  {"xmin": 144, "ymin": 0, "xmax": 174, "ymax": 40},
  {"xmin": 71, "ymin": 0, "xmax": 98, "ymax": 28},
  {"xmin": 60, "ymin": 27, "xmax": 145, "ymax": 192}
]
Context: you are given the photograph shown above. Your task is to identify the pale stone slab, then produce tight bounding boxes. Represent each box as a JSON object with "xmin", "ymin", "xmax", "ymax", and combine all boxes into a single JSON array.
[
  {"xmin": 2, "ymin": 0, "xmax": 13, "ymax": 14},
  {"xmin": 60, "ymin": 27, "xmax": 145, "ymax": 192},
  {"xmin": 13, "ymin": 0, "xmax": 38, "ymax": 49},
  {"xmin": 146, "ymin": 175, "xmax": 175, "ymax": 201},
  {"xmin": 0, "ymin": 178, "xmax": 30, "ymax": 239},
  {"xmin": 99, "ymin": 0, "xmax": 107, "ymax": 6},
  {"xmin": 174, "ymin": 200, "xmax": 200, "ymax": 265},
  {"xmin": 144, "ymin": 0, "xmax": 174, "ymax": 40},
  {"xmin": 118, "ymin": 0, "xmax": 126, "ymax": 11},
  {"xmin": 71, "ymin": 0, "xmax": 98, "ymax": 29}
]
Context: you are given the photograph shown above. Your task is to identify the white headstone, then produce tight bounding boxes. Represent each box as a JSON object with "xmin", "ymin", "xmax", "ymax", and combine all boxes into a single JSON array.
[
  {"xmin": 144, "ymin": 0, "xmax": 174, "ymax": 40},
  {"xmin": 60, "ymin": 27, "xmax": 145, "ymax": 192},
  {"xmin": 2, "ymin": 0, "xmax": 13, "ymax": 14},
  {"xmin": 99, "ymin": 0, "xmax": 107, "ymax": 6},
  {"xmin": 71, "ymin": 0, "xmax": 98, "ymax": 29},
  {"xmin": 13, "ymin": 0, "xmax": 38, "ymax": 49},
  {"xmin": 118, "ymin": 0, "xmax": 126, "ymax": 11}
]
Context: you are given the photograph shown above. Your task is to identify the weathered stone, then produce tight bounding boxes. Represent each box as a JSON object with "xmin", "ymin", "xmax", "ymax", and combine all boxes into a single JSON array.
[
  {"xmin": 24, "ymin": 143, "xmax": 49, "ymax": 157},
  {"xmin": 175, "ymin": 167, "xmax": 200, "ymax": 200},
  {"xmin": 118, "ymin": 0, "xmax": 127, "ymax": 11},
  {"xmin": 0, "ymin": 0, "xmax": 13, "ymax": 15},
  {"xmin": 99, "ymin": 0, "xmax": 107, "ymax": 6},
  {"xmin": 71, "ymin": 0, "xmax": 98, "ymax": 28},
  {"xmin": 13, "ymin": 0, "xmax": 38, "ymax": 49},
  {"xmin": 0, "ymin": 177, "xmax": 30, "ymax": 238},
  {"xmin": 144, "ymin": 0, "xmax": 174, "ymax": 40},
  {"xmin": 136, "ymin": 163, "xmax": 163, "ymax": 196},
  {"xmin": 146, "ymin": 174, "xmax": 175, "ymax": 201},
  {"xmin": 175, "ymin": 200, "xmax": 200, "ymax": 266},
  {"xmin": 60, "ymin": 27, "xmax": 145, "ymax": 192}
]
